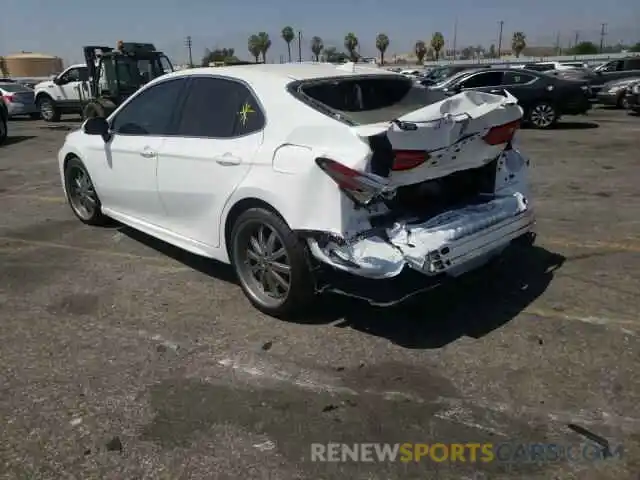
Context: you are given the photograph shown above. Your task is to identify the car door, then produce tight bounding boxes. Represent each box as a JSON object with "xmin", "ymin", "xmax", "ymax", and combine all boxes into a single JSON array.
[
  {"xmin": 457, "ymin": 71, "xmax": 505, "ymax": 94},
  {"xmin": 500, "ymin": 70, "xmax": 540, "ymax": 109},
  {"xmin": 157, "ymin": 76, "xmax": 264, "ymax": 248},
  {"xmin": 56, "ymin": 66, "xmax": 89, "ymax": 107},
  {"xmin": 84, "ymin": 77, "xmax": 188, "ymax": 224}
]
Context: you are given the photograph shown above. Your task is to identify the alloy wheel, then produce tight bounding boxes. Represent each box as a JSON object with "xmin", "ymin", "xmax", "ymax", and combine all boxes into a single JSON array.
[
  {"xmin": 40, "ymin": 99, "xmax": 54, "ymax": 121},
  {"xmin": 234, "ymin": 221, "xmax": 292, "ymax": 308},
  {"xmin": 67, "ymin": 166, "xmax": 98, "ymax": 220},
  {"xmin": 530, "ymin": 104, "xmax": 556, "ymax": 128}
]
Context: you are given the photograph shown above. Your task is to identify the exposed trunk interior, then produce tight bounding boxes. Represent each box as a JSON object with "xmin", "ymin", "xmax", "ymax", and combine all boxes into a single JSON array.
[{"xmin": 370, "ymin": 158, "xmax": 499, "ymax": 227}]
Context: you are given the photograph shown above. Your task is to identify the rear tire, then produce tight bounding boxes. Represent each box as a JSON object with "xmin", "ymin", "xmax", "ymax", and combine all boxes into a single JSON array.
[
  {"xmin": 63, "ymin": 157, "xmax": 108, "ymax": 226},
  {"xmin": 527, "ymin": 102, "xmax": 557, "ymax": 129},
  {"xmin": 38, "ymin": 96, "xmax": 61, "ymax": 122},
  {"xmin": 230, "ymin": 207, "xmax": 315, "ymax": 318}
]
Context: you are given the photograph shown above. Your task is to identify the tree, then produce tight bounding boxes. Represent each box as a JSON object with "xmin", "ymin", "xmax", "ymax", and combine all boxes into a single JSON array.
[
  {"xmin": 282, "ymin": 26, "xmax": 295, "ymax": 62},
  {"xmin": 376, "ymin": 33, "xmax": 390, "ymax": 65},
  {"xmin": 431, "ymin": 32, "xmax": 445, "ymax": 60},
  {"xmin": 201, "ymin": 48, "xmax": 237, "ymax": 66},
  {"xmin": 414, "ymin": 40, "xmax": 427, "ymax": 64},
  {"xmin": 324, "ymin": 47, "xmax": 349, "ymax": 63},
  {"xmin": 0, "ymin": 56, "xmax": 8, "ymax": 76},
  {"xmin": 511, "ymin": 32, "xmax": 526, "ymax": 58},
  {"xmin": 311, "ymin": 36, "xmax": 324, "ymax": 61},
  {"xmin": 257, "ymin": 32, "xmax": 272, "ymax": 63},
  {"xmin": 460, "ymin": 46, "xmax": 474, "ymax": 60},
  {"xmin": 488, "ymin": 44, "xmax": 497, "ymax": 58},
  {"xmin": 248, "ymin": 35, "xmax": 262, "ymax": 63},
  {"xmin": 570, "ymin": 41, "xmax": 598, "ymax": 55},
  {"xmin": 344, "ymin": 33, "xmax": 359, "ymax": 62},
  {"xmin": 628, "ymin": 42, "xmax": 640, "ymax": 52}
]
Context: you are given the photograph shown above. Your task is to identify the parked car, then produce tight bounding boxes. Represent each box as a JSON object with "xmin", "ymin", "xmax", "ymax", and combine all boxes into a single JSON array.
[
  {"xmin": 589, "ymin": 56, "xmax": 640, "ymax": 96},
  {"xmin": 624, "ymin": 80, "xmax": 640, "ymax": 114},
  {"xmin": 419, "ymin": 65, "xmax": 486, "ymax": 86},
  {"xmin": 596, "ymin": 77, "xmax": 640, "ymax": 108},
  {"xmin": 427, "ymin": 68, "xmax": 591, "ymax": 129},
  {"xmin": 0, "ymin": 82, "xmax": 39, "ymax": 119},
  {"xmin": 522, "ymin": 61, "xmax": 587, "ymax": 72},
  {"xmin": 0, "ymin": 98, "xmax": 7, "ymax": 145},
  {"xmin": 33, "ymin": 64, "xmax": 89, "ymax": 122},
  {"xmin": 58, "ymin": 64, "xmax": 534, "ymax": 316}
]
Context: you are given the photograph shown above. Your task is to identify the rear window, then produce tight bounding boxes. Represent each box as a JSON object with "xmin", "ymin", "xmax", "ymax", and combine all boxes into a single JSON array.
[
  {"xmin": 0, "ymin": 83, "xmax": 32, "ymax": 93},
  {"xmin": 294, "ymin": 76, "xmax": 440, "ymax": 125}
]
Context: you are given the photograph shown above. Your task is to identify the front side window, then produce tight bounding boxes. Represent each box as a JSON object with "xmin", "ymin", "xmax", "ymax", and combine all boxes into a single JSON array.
[
  {"xmin": 60, "ymin": 67, "xmax": 88, "ymax": 83},
  {"xmin": 175, "ymin": 77, "xmax": 265, "ymax": 138},
  {"xmin": 110, "ymin": 79, "xmax": 187, "ymax": 135}
]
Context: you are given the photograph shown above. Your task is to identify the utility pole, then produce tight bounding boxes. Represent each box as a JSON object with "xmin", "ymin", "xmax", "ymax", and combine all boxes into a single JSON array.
[
  {"xmin": 554, "ymin": 32, "xmax": 561, "ymax": 55},
  {"xmin": 497, "ymin": 20, "xmax": 504, "ymax": 58},
  {"xmin": 599, "ymin": 23, "xmax": 607, "ymax": 52},
  {"xmin": 574, "ymin": 31, "xmax": 579, "ymax": 48},
  {"xmin": 298, "ymin": 31, "xmax": 303, "ymax": 62},
  {"xmin": 452, "ymin": 18, "xmax": 458, "ymax": 60},
  {"xmin": 185, "ymin": 36, "xmax": 193, "ymax": 67}
]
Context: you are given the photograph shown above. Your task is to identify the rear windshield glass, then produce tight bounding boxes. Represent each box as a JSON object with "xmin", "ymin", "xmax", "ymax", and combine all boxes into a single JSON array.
[
  {"xmin": 0, "ymin": 83, "xmax": 32, "ymax": 92},
  {"xmin": 296, "ymin": 76, "xmax": 439, "ymax": 125}
]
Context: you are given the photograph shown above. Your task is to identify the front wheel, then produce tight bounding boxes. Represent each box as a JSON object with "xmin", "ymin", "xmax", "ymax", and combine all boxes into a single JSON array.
[
  {"xmin": 528, "ymin": 102, "xmax": 557, "ymax": 129},
  {"xmin": 38, "ymin": 96, "xmax": 61, "ymax": 122},
  {"xmin": 63, "ymin": 157, "xmax": 108, "ymax": 225},
  {"xmin": 230, "ymin": 207, "xmax": 315, "ymax": 318}
]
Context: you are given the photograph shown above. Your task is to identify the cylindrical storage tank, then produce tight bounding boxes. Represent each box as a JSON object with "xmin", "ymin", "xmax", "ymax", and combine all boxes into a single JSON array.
[{"xmin": 3, "ymin": 53, "xmax": 64, "ymax": 77}]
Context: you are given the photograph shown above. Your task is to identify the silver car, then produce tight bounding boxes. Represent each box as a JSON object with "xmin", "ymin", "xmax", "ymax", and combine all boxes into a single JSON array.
[{"xmin": 0, "ymin": 83, "xmax": 39, "ymax": 119}]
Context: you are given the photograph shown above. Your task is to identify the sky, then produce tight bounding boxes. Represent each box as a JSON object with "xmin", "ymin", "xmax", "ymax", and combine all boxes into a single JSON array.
[{"xmin": 2, "ymin": 0, "xmax": 639, "ymax": 65}]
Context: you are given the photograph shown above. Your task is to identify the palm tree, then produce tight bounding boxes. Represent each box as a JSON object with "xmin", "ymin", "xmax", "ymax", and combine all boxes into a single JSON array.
[
  {"xmin": 311, "ymin": 36, "xmax": 324, "ymax": 61},
  {"xmin": 281, "ymin": 26, "xmax": 295, "ymax": 62},
  {"xmin": 375, "ymin": 34, "xmax": 390, "ymax": 65},
  {"xmin": 248, "ymin": 35, "xmax": 261, "ymax": 63},
  {"xmin": 257, "ymin": 32, "xmax": 272, "ymax": 63},
  {"xmin": 414, "ymin": 40, "xmax": 427, "ymax": 64},
  {"xmin": 344, "ymin": 33, "xmax": 359, "ymax": 62},
  {"xmin": 512, "ymin": 32, "xmax": 526, "ymax": 58},
  {"xmin": 431, "ymin": 32, "xmax": 445, "ymax": 61}
]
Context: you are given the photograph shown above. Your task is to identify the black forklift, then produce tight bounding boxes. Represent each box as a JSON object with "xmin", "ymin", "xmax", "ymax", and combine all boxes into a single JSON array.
[{"xmin": 81, "ymin": 41, "xmax": 174, "ymax": 119}]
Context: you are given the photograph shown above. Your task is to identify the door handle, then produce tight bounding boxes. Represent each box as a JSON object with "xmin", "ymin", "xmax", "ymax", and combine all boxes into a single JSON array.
[
  {"xmin": 139, "ymin": 148, "xmax": 157, "ymax": 158},
  {"xmin": 214, "ymin": 153, "xmax": 241, "ymax": 166}
]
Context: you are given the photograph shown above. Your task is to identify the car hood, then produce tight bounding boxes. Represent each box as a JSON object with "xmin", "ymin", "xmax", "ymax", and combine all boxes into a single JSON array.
[{"xmin": 34, "ymin": 80, "xmax": 54, "ymax": 89}]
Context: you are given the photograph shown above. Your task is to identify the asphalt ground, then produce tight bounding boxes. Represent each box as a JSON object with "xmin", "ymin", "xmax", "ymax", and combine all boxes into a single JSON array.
[{"xmin": 0, "ymin": 109, "xmax": 639, "ymax": 479}]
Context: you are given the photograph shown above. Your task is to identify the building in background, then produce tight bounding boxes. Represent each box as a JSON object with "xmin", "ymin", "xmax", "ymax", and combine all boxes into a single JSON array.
[{"xmin": 1, "ymin": 52, "xmax": 64, "ymax": 78}]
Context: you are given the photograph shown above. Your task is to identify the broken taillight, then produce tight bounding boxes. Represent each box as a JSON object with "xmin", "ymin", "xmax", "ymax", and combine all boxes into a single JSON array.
[
  {"xmin": 315, "ymin": 157, "xmax": 390, "ymax": 206},
  {"xmin": 483, "ymin": 119, "xmax": 520, "ymax": 146},
  {"xmin": 392, "ymin": 150, "xmax": 429, "ymax": 171}
]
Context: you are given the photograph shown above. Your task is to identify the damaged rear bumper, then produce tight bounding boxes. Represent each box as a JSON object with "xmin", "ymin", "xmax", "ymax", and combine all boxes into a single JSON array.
[{"xmin": 306, "ymin": 192, "xmax": 535, "ymax": 281}]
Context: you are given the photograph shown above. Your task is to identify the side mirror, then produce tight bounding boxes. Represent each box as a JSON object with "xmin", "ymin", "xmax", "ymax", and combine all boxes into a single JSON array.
[{"xmin": 83, "ymin": 117, "xmax": 111, "ymax": 142}]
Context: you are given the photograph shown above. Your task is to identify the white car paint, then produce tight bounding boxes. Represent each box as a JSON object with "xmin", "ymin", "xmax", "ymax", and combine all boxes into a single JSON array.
[
  {"xmin": 34, "ymin": 64, "xmax": 89, "ymax": 108},
  {"xmin": 59, "ymin": 63, "xmax": 533, "ymax": 307}
]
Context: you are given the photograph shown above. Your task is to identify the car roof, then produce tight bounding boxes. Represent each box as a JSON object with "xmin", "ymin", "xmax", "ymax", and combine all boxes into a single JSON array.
[{"xmin": 161, "ymin": 63, "xmax": 399, "ymax": 85}]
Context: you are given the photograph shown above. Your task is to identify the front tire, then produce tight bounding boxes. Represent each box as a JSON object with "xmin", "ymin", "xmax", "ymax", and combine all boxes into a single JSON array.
[
  {"xmin": 38, "ymin": 96, "xmax": 61, "ymax": 122},
  {"xmin": 230, "ymin": 207, "xmax": 315, "ymax": 318},
  {"xmin": 63, "ymin": 157, "xmax": 108, "ymax": 226},
  {"xmin": 528, "ymin": 102, "xmax": 557, "ymax": 129}
]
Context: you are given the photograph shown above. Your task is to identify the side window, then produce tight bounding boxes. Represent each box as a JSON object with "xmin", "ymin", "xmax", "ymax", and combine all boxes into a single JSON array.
[
  {"xmin": 503, "ymin": 72, "xmax": 536, "ymax": 85},
  {"xmin": 111, "ymin": 79, "xmax": 187, "ymax": 135},
  {"xmin": 460, "ymin": 71, "xmax": 503, "ymax": 88},
  {"xmin": 60, "ymin": 68, "xmax": 81, "ymax": 83},
  {"xmin": 175, "ymin": 77, "xmax": 265, "ymax": 138}
]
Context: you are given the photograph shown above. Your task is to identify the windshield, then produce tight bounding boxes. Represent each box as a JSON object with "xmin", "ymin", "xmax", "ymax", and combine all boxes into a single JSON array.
[{"xmin": 0, "ymin": 83, "xmax": 32, "ymax": 92}]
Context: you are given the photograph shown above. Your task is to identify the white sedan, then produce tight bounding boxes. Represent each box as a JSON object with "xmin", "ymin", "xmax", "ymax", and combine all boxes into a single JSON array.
[{"xmin": 58, "ymin": 63, "xmax": 535, "ymax": 317}]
